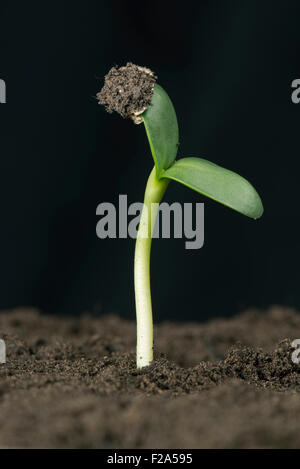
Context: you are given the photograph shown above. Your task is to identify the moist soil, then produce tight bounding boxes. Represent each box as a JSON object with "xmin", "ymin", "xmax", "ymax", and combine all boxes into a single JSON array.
[
  {"xmin": 0, "ymin": 306, "xmax": 300, "ymax": 448},
  {"xmin": 97, "ymin": 62, "xmax": 156, "ymax": 119}
]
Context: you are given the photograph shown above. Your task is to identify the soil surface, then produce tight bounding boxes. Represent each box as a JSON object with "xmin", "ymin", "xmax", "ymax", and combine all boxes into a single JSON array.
[{"xmin": 0, "ymin": 306, "xmax": 300, "ymax": 448}]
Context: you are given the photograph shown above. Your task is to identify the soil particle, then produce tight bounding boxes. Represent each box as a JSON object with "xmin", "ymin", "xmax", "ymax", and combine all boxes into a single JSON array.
[
  {"xmin": 0, "ymin": 306, "xmax": 300, "ymax": 448},
  {"xmin": 97, "ymin": 62, "xmax": 157, "ymax": 122}
]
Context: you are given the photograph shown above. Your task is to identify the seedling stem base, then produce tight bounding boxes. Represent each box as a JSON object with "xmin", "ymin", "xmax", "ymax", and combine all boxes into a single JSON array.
[{"xmin": 134, "ymin": 167, "xmax": 169, "ymax": 368}]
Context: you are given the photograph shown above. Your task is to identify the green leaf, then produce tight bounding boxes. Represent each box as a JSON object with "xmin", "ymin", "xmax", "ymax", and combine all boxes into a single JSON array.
[
  {"xmin": 142, "ymin": 84, "xmax": 179, "ymax": 177},
  {"xmin": 161, "ymin": 157, "xmax": 264, "ymax": 219}
]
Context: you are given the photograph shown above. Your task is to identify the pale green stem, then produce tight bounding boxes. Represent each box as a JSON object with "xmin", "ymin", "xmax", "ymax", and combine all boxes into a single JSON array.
[{"xmin": 134, "ymin": 166, "xmax": 169, "ymax": 368}]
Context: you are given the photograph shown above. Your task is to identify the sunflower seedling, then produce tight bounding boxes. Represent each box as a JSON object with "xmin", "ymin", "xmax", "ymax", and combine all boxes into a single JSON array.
[{"xmin": 97, "ymin": 63, "xmax": 263, "ymax": 369}]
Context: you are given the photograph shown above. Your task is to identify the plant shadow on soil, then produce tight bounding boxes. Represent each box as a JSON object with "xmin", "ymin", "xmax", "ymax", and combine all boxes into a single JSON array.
[{"xmin": 0, "ymin": 306, "xmax": 299, "ymax": 448}]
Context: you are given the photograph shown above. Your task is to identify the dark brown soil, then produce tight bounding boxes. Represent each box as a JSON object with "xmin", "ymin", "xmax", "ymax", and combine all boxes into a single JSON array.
[
  {"xmin": 97, "ymin": 62, "xmax": 156, "ymax": 120},
  {"xmin": 0, "ymin": 306, "xmax": 300, "ymax": 448}
]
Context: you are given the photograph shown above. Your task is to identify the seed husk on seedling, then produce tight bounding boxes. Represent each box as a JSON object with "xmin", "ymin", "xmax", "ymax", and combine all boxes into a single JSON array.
[{"xmin": 97, "ymin": 63, "xmax": 264, "ymax": 369}]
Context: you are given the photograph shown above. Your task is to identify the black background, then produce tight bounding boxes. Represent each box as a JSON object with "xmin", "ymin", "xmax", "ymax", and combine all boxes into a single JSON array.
[{"xmin": 0, "ymin": 0, "xmax": 299, "ymax": 321}]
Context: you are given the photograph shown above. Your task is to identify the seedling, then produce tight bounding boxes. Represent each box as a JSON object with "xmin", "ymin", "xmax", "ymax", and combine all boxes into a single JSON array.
[{"xmin": 97, "ymin": 63, "xmax": 263, "ymax": 369}]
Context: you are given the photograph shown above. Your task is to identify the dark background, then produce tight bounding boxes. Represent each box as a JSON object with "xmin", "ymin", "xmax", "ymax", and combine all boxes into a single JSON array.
[{"xmin": 0, "ymin": 0, "xmax": 299, "ymax": 322}]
